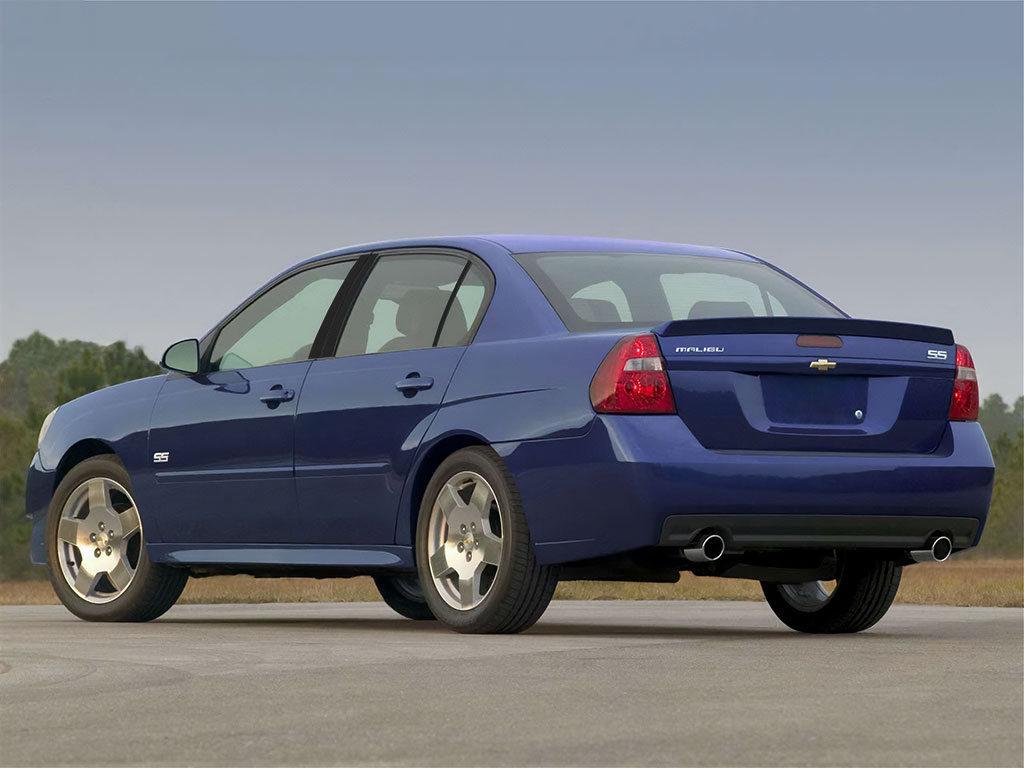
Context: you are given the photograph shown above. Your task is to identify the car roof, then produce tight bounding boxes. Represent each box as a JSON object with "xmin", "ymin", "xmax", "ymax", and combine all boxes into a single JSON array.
[
  {"xmin": 303, "ymin": 235, "xmax": 754, "ymax": 267},
  {"xmin": 470, "ymin": 235, "xmax": 752, "ymax": 259}
]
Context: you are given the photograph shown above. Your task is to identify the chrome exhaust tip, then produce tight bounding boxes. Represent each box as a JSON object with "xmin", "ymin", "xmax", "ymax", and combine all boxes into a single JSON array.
[
  {"xmin": 683, "ymin": 533, "xmax": 726, "ymax": 563},
  {"xmin": 910, "ymin": 535, "xmax": 953, "ymax": 563}
]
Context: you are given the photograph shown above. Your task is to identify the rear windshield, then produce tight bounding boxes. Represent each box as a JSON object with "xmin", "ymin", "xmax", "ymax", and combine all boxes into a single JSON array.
[{"xmin": 514, "ymin": 252, "xmax": 844, "ymax": 331}]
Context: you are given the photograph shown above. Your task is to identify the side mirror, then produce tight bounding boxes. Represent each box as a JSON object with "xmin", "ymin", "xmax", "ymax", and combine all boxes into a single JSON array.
[{"xmin": 161, "ymin": 339, "xmax": 200, "ymax": 375}]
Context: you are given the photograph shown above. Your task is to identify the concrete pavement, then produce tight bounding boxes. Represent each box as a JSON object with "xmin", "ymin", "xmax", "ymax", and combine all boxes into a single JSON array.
[{"xmin": 1, "ymin": 600, "xmax": 1021, "ymax": 766}]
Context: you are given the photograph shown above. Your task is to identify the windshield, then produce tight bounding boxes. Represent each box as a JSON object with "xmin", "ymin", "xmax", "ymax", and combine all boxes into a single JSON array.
[{"xmin": 514, "ymin": 252, "xmax": 844, "ymax": 331}]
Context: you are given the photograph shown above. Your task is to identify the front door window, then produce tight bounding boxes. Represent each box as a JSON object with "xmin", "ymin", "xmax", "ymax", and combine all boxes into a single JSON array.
[{"xmin": 210, "ymin": 261, "xmax": 354, "ymax": 371}]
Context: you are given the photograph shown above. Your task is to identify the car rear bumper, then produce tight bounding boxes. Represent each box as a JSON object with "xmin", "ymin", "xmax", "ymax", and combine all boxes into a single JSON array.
[
  {"xmin": 659, "ymin": 513, "xmax": 979, "ymax": 551},
  {"xmin": 497, "ymin": 417, "xmax": 995, "ymax": 565}
]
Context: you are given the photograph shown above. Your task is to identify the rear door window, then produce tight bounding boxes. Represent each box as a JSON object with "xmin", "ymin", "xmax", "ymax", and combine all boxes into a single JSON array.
[
  {"xmin": 336, "ymin": 254, "xmax": 467, "ymax": 356},
  {"xmin": 436, "ymin": 263, "xmax": 491, "ymax": 347}
]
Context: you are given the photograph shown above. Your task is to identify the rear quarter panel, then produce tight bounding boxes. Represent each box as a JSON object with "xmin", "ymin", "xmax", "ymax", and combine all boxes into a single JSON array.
[
  {"xmin": 393, "ymin": 241, "xmax": 635, "ymax": 546},
  {"xmin": 427, "ymin": 240, "xmax": 617, "ymax": 444},
  {"xmin": 395, "ymin": 332, "xmax": 622, "ymax": 546}
]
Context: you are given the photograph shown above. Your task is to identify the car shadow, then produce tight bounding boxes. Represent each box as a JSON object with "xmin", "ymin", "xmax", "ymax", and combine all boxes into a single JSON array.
[
  {"xmin": 528, "ymin": 622, "xmax": 909, "ymax": 639},
  {"xmin": 157, "ymin": 614, "xmax": 909, "ymax": 640},
  {"xmin": 158, "ymin": 616, "xmax": 446, "ymax": 632}
]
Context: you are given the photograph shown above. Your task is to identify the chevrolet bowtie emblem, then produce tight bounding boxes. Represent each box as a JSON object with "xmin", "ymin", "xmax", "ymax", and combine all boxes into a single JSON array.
[{"xmin": 809, "ymin": 359, "xmax": 837, "ymax": 371}]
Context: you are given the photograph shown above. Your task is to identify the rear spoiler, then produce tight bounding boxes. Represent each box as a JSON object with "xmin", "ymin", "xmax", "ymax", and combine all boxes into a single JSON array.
[{"xmin": 654, "ymin": 317, "xmax": 954, "ymax": 346}]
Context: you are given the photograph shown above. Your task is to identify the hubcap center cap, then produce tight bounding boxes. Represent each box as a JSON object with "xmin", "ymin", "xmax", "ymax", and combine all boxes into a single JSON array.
[{"xmin": 86, "ymin": 512, "xmax": 121, "ymax": 552}]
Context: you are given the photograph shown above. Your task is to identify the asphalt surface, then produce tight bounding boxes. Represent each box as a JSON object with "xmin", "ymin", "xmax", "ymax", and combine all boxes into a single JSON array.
[{"xmin": 1, "ymin": 601, "xmax": 1021, "ymax": 767}]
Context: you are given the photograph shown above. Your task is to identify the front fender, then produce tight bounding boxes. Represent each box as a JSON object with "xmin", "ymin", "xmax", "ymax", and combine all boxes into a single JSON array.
[
  {"xmin": 39, "ymin": 375, "xmax": 165, "ymax": 474},
  {"xmin": 34, "ymin": 375, "xmax": 166, "ymax": 548}
]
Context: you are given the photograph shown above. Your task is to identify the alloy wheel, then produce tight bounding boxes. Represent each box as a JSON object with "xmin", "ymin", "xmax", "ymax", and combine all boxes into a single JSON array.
[
  {"xmin": 426, "ymin": 471, "xmax": 503, "ymax": 610},
  {"xmin": 778, "ymin": 579, "xmax": 839, "ymax": 612},
  {"xmin": 56, "ymin": 477, "xmax": 143, "ymax": 603}
]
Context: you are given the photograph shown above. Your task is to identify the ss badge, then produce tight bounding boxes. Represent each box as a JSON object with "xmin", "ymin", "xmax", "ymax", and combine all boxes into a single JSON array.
[{"xmin": 153, "ymin": 451, "xmax": 170, "ymax": 463}]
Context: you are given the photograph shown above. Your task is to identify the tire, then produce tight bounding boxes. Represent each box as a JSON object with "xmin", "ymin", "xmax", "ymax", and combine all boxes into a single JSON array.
[
  {"xmin": 761, "ymin": 554, "xmax": 902, "ymax": 634},
  {"xmin": 374, "ymin": 574, "xmax": 435, "ymax": 620},
  {"xmin": 416, "ymin": 447, "xmax": 558, "ymax": 634},
  {"xmin": 46, "ymin": 455, "xmax": 188, "ymax": 622}
]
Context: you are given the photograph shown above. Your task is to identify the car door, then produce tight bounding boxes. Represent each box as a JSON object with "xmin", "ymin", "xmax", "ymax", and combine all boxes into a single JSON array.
[
  {"xmin": 148, "ymin": 258, "xmax": 357, "ymax": 545},
  {"xmin": 294, "ymin": 250, "xmax": 492, "ymax": 545}
]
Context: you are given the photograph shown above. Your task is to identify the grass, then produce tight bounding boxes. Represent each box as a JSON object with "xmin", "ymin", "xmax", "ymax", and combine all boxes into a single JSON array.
[{"xmin": 2, "ymin": 558, "xmax": 1020, "ymax": 608}]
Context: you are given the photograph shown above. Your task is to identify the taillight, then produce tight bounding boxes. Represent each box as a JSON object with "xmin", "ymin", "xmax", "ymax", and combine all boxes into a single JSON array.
[
  {"xmin": 949, "ymin": 344, "xmax": 979, "ymax": 421},
  {"xmin": 590, "ymin": 334, "xmax": 676, "ymax": 414}
]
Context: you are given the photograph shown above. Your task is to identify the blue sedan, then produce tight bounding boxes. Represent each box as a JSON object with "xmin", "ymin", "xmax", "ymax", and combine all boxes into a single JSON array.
[{"xmin": 26, "ymin": 236, "xmax": 994, "ymax": 633}]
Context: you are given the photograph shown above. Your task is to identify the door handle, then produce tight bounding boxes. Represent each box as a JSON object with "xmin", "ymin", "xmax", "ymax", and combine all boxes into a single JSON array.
[
  {"xmin": 259, "ymin": 386, "xmax": 295, "ymax": 405},
  {"xmin": 395, "ymin": 376, "xmax": 434, "ymax": 394}
]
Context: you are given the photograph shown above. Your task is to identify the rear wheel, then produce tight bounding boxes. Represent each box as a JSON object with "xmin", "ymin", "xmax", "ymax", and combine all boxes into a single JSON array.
[
  {"xmin": 416, "ymin": 447, "xmax": 558, "ymax": 634},
  {"xmin": 373, "ymin": 574, "xmax": 435, "ymax": 620},
  {"xmin": 761, "ymin": 553, "xmax": 901, "ymax": 633},
  {"xmin": 46, "ymin": 455, "xmax": 188, "ymax": 622}
]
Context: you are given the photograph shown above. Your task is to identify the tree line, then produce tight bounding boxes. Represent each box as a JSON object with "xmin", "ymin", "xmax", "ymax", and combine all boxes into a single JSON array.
[{"xmin": 1, "ymin": 331, "xmax": 1021, "ymax": 579}]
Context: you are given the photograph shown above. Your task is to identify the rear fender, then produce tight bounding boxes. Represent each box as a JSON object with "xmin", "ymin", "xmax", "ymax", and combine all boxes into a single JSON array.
[{"xmin": 396, "ymin": 332, "xmax": 632, "ymax": 547}]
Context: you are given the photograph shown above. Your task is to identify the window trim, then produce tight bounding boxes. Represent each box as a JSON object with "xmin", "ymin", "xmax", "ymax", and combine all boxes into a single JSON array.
[
  {"xmin": 316, "ymin": 246, "xmax": 496, "ymax": 359},
  {"xmin": 432, "ymin": 261, "xmax": 471, "ymax": 348},
  {"xmin": 308, "ymin": 252, "xmax": 378, "ymax": 360}
]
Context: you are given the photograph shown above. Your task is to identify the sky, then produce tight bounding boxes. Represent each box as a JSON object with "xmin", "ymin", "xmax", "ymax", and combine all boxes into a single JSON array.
[{"xmin": 1, "ymin": 2, "xmax": 1021, "ymax": 399}]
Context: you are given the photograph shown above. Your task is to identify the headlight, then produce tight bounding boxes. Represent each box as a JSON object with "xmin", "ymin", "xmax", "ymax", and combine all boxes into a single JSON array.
[{"xmin": 38, "ymin": 407, "xmax": 58, "ymax": 448}]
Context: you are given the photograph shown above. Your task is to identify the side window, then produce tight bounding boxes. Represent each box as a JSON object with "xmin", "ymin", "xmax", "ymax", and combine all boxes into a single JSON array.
[
  {"xmin": 569, "ymin": 281, "xmax": 631, "ymax": 323},
  {"xmin": 336, "ymin": 254, "xmax": 467, "ymax": 357},
  {"xmin": 210, "ymin": 261, "xmax": 353, "ymax": 372},
  {"xmin": 436, "ymin": 263, "xmax": 489, "ymax": 347},
  {"xmin": 659, "ymin": 272, "xmax": 768, "ymax": 320}
]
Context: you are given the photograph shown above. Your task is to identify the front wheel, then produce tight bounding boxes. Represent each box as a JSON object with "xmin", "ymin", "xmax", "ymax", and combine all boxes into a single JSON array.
[
  {"xmin": 416, "ymin": 447, "xmax": 558, "ymax": 634},
  {"xmin": 46, "ymin": 455, "xmax": 188, "ymax": 622},
  {"xmin": 761, "ymin": 554, "xmax": 902, "ymax": 633}
]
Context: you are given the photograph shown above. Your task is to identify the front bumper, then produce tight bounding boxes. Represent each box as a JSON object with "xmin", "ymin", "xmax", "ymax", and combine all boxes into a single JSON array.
[
  {"xmin": 26, "ymin": 453, "xmax": 56, "ymax": 565},
  {"xmin": 498, "ymin": 417, "xmax": 994, "ymax": 566}
]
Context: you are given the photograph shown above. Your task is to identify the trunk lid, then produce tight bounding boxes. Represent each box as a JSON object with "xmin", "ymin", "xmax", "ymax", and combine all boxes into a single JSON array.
[{"xmin": 654, "ymin": 317, "xmax": 956, "ymax": 453}]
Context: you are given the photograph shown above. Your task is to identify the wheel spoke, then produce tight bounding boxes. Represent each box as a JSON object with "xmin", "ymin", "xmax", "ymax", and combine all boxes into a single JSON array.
[
  {"xmin": 458, "ymin": 571, "xmax": 482, "ymax": 608},
  {"xmin": 477, "ymin": 532, "xmax": 502, "ymax": 566},
  {"xmin": 87, "ymin": 478, "xmax": 111, "ymax": 514},
  {"xmin": 106, "ymin": 560, "xmax": 133, "ymax": 591},
  {"xmin": 429, "ymin": 544, "xmax": 454, "ymax": 579},
  {"xmin": 57, "ymin": 517, "xmax": 80, "ymax": 544},
  {"xmin": 74, "ymin": 569, "xmax": 101, "ymax": 598},
  {"xmin": 437, "ymin": 482, "xmax": 463, "ymax": 520},
  {"xmin": 119, "ymin": 505, "xmax": 141, "ymax": 538},
  {"xmin": 469, "ymin": 480, "xmax": 493, "ymax": 514}
]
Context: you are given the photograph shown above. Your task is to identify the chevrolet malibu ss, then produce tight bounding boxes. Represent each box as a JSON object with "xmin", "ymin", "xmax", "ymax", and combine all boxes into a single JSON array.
[{"xmin": 26, "ymin": 235, "xmax": 994, "ymax": 633}]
